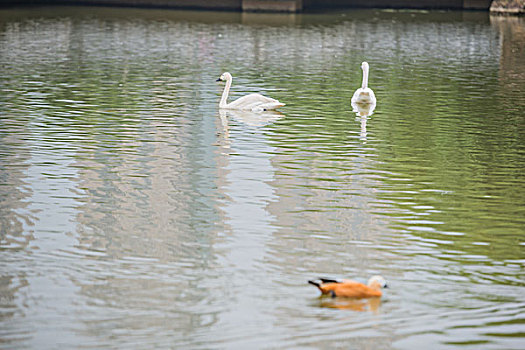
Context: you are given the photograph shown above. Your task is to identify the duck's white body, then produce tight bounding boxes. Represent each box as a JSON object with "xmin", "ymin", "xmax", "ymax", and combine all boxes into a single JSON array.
[
  {"xmin": 217, "ymin": 72, "xmax": 285, "ymax": 112},
  {"xmin": 351, "ymin": 62, "xmax": 376, "ymax": 106}
]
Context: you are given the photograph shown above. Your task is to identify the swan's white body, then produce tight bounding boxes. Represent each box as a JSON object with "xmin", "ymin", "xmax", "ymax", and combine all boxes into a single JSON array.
[
  {"xmin": 217, "ymin": 72, "xmax": 285, "ymax": 112},
  {"xmin": 351, "ymin": 62, "xmax": 376, "ymax": 106}
]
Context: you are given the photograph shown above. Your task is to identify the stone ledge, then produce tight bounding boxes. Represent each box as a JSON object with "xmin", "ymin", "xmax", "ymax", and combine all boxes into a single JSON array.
[
  {"xmin": 490, "ymin": 0, "xmax": 525, "ymax": 14},
  {"xmin": 490, "ymin": 7, "xmax": 525, "ymax": 13},
  {"xmin": 242, "ymin": 0, "xmax": 302, "ymax": 12}
]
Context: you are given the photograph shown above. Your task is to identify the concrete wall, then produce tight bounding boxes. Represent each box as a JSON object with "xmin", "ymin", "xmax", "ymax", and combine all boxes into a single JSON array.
[
  {"xmin": 0, "ymin": 0, "xmax": 242, "ymax": 10},
  {"xmin": 243, "ymin": 0, "xmax": 302, "ymax": 12},
  {"xmin": 0, "ymin": 0, "xmax": 494, "ymax": 11},
  {"xmin": 303, "ymin": 0, "xmax": 493, "ymax": 10}
]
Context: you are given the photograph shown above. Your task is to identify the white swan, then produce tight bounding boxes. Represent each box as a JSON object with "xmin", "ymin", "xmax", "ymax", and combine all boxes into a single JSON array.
[
  {"xmin": 216, "ymin": 72, "xmax": 285, "ymax": 112},
  {"xmin": 351, "ymin": 62, "xmax": 376, "ymax": 106}
]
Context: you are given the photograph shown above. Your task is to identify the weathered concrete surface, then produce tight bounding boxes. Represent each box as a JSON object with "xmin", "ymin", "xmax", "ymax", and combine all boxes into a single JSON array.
[
  {"xmin": 243, "ymin": 0, "xmax": 302, "ymax": 12},
  {"xmin": 0, "ymin": 0, "xmax": 242, "ymax": 10},
  {"xmin": 490, "ymin": 0, "xmax": 524, "ymax": 14},
  {"xmin": 0, "ymin": 0, "xmax": 495, "ymax": 11},
  {"xmin": 304, "ymin": 0, "xmax": 492, "ymax": 10}
]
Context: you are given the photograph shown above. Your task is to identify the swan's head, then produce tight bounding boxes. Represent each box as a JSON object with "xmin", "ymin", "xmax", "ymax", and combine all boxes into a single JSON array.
[
  {"xmin": 361, "ymin": 62, "xmax": 369, "ymax": 71},
  {"xmin": 216, "ymin": 72, "xmax": 232, "ymax": 82},
  {"xmin": 367, "ymin": 275, "xmax": 388, "ymax": 289}
]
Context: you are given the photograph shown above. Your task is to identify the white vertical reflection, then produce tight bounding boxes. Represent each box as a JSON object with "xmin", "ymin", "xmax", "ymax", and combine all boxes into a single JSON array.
[
  {"xmin": 211, "ymin": 110, "xmax": 282, "ymax": 345},
  {"xmin": 16, "ymin": 138, "xmax": 87, "ymax": 347}
]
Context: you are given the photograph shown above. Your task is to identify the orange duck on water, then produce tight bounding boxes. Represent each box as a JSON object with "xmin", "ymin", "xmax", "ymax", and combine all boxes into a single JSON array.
[{"xmin": 308, "ymin": 276, "xmax": 388, "ymax": 298}]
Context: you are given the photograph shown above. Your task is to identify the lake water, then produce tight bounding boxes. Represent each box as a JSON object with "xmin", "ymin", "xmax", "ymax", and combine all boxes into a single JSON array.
[{"xmin": 0, "ymin": 6, "xmax": 524, "ymax": 349}]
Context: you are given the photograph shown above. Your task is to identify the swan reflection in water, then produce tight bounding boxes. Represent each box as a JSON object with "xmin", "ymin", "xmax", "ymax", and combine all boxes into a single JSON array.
[
  {"xmin": 217, "ymin": 109, "xmax": 284, "ymax": 149},
  {"xmin": 317, "ymin": 296, "xmax": 382, "ymax": 313},
  {"xmin": 219, "ymin": 108, "xmax": 284, "ymax": 128},
  {"xmin": 351, "ymin": 100, "xmax": 376, "ymax": 142}
]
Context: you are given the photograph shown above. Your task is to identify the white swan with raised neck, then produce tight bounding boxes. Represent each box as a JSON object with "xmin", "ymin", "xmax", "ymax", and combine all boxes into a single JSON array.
[
  {"xmin": 216, "ymin": 72, "xmax": 285, "ymax": 112},
  {"xmin": 351, "ymin": 62, "xmax": 377, "ymax": 106}
]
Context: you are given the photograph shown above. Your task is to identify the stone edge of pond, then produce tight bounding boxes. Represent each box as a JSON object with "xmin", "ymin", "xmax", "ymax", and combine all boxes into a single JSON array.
[
  {"xmin": 490, "ymin": 0, "xmax": 525, "ymax": 15},
  {"xmin": 490, "ymin": 7, "xmax": 525, "ymax": 15}
]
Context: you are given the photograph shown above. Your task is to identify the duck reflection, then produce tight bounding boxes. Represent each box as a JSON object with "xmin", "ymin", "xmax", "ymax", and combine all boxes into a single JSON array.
[
  {"xmin": 317, "ymin": 296, "xmax": 381, "ymax": 313},
  {"xmin": 219, "ymin": 108, "xmax": 284, "ymax": 128}
]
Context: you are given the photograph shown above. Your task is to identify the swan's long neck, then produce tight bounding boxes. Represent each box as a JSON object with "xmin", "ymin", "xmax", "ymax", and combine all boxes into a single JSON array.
[
  {"xmin": 220, "ymin": 77, "xmax": 231, "ymax": 108},
  {"xmin": 361, "ymin": 66, "xmax": 369, "ymax": 89}
]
